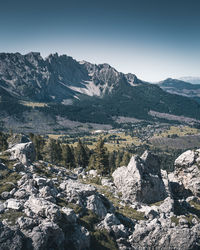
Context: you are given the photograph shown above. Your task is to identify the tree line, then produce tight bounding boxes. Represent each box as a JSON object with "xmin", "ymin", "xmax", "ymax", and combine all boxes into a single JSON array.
[{"xmin": 29, "ymin": 133, "xmax": 131, "ymax": 176}]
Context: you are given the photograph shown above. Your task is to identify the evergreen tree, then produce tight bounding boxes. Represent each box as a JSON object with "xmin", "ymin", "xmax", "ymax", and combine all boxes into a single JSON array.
[
  {"xmin": 94, "ymin": 138, "xmax": 109, "ymax": 176},
  {"xmin": 88, "ymin": 154, "xmax": 96, "ymax": 170},
  {"xmin": 55, "ymin": 140, "xmax": 62, "ymax": 163},
  {"xmin": 44, "ymin": 138, "xmax": 62, "ymax": 164},
  {"xmin": 32, "ymin": 135, "xmax": 45, "ymax": 160},
  {"xmin": 120, "ymin": 151, "xmax": 131, "ymax": 166},
  {"xmin": 0, "ymin": 132, "xmax": 8, "ymax": 152},
  {"xmin": 115, "ymin": 151, "xmax": 123, "ymax": 168},
  {"xmin": 108, "ymin": 151, "xmax": 116, "ymax": 173},
  {"xmin": 74, "ymin": 139, "xmax": 89, "ymax": 168},
  {"xmin": 62, "ymin": 144, "xmax": 75, "ymax": 169}
]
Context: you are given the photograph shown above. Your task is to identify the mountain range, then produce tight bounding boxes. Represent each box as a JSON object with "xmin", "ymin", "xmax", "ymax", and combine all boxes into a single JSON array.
[
  {"xmin": 159, "ymin": 78, "xmax": 200, "ymax": 103},
  {"xmin": 0, "ymin": 52, "xmax": 200, "ymax": 133}
]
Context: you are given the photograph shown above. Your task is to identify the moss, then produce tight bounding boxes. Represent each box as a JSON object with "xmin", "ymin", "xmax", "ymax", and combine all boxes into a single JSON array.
[
  {"xmin": 0, "ymin": 210, "xmax": 24, "ymax": 225},
  {"xmin": 184, "ymin": 214, "xmax": 197, "ymax": 226},
  {"xmin": 81, "ymin": 176, "xmax": 101, "ymax": 185},
  {"xmin": 115, "ymin": 212, "xmax": 135, "ymax": 230},
  {"xmin": 117, "ymin": 192, "xmax": 122, "ymax": 198},
  {"xmin": 171, "ymin": 216, "xmax": 179, "ymax": 226},
  {"xmin": 189, "ymin": 201, "xmax": 200, "ymax": 211},
  {"xmin": 0, "ymin": 171, "xmax": 21, "ymax": 194},
  {"xmin": 56, "ymin": 197, "xmax": 68, "ymax": 207},
  {"xmin": 0, "ymin": 182, "xmax": 15, "ymax": 194},
  {"xmin": 78, "ymin": 210, "xmax": 99, "ymax": 231},
  {"xmin": 118, "ymin": 205, "xmax": 145, "ymax": 221},
  {"xmin": 150, "ymin": 200, "xmax": 164, "ymax": 207},
  {"xmin": 97, "ymin": 186, "xmax": 145, "ymax": 221},
  {"xmin": 188, "ymin": 201, "xmax": 200, "ymax": 218},
  {"xmin": 67, "ymin": 203, "xmax": 83, "ymax": 214},
  {"xmin": 90, "ymin": 229, "xmax": 118, "ymax": 250}
]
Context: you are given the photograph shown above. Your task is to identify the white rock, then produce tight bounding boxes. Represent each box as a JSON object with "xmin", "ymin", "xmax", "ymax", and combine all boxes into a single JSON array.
[
  {"xmin": 62, "ymin": 207, "xmax": 77, "ymax": 223},
  {"xmin": 6, "ymin": 198, "xmax": 23, "ymax": 210},
  {"xmin": 112, "ymin": 153, "xmax": 167, "ymax": 204}
]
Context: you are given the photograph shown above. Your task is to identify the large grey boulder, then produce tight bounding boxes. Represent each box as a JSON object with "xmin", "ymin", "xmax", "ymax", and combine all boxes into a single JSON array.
[
  {"xmin": 0, "ymin": 222, "xmax": 25, "ymax": 250},
  {"xmin": 112, "ymin": 151, "xmax": 167, "ymax": 204},
  {"xmin": 174, "ymin": 149, "xmax": 200, "ymax": 197},
  {"xmin": 60, "ymin": 179, "xmax": 109, "ymax": 218},
  {"xmin": 130, "ymin": 219, "xmax": 200, "ymax": 249},
  {"xmin": 97, "ymin": 213, "xmax": 128, "ymax": 239},
  {"xmin": 86, "ymin": 194, "xmax": 107, "ymax": 219},
  {"xmin": 24, "ymin": 196, "xmax": 61, "ymax": 222},
  {"xmin": 28, "ymin": 220, "xmax": 64, "ymax": 250},
  {"xmin": 8, "ymin": 142, "xmax": 35, "ymax": 165},
  {"xmin": 72, "ymin": 225, "xmax": 90, "ymax": 250}
]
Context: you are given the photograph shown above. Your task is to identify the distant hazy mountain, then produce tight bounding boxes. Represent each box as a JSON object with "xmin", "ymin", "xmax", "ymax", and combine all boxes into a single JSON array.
[
  {"xmin": 1, "ymin": 52, "xmax": 200, "ymax": 132},
  {"xmin": 179, "ymin": 76, "xmax": 200, "ymax": 85},
  {"xmin": 159, "ymin": 78, "xmax": 200, "ymax": 103}
]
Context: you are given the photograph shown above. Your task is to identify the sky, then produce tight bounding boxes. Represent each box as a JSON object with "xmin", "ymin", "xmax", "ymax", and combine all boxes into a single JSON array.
[{"xmin": 0, "ymin": 0, "xmax": 200, "ymax": 82}]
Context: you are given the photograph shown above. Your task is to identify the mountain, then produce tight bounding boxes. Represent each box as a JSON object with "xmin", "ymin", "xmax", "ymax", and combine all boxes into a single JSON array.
[
  {"xmin": 179, "ymin": 76, "xmax": 200, "ymax": 85},
  {"xmin": 0, "ymin": 52, "xmax": 142, "ymax": 103},
  {"xmin": 1, "ymin": 52, "xmax": 200, "ymax": 133},
  {"xmin": 159, "ymin": 78, "xmax": 200, "ymax": 103}
]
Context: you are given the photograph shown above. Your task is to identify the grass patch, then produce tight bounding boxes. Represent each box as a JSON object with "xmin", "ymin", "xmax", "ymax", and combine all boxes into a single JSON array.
[
  {"xmin": 188, "ymin": 201, "xmax": 200, "ymax": 218},
  {"xmin": 171, "ymin": 216, "xmax": 179, "ymax": 226},
  {"xmin": 78, "ymin": 210, "xmax": 99, "ymax": 231},
  {"xmin": 0, "ymin": 171, "xmax": 21, "ymax": 194},
  {"xmin": 90, "ymin": 229, "xmax": 118, "ymax": 250},
  {"xmin": 118, "ymin": 205, "xmax": 145, "ymax": 221},
  {"xmin": 67, "ymin": 203, "xmax": 83, "ymax": 214},
  {"xmin": 150, "ymin": 200, "xmax": 164, "ymax": 207},
  {"xmin": 0, "ymin": 210, "xmax": 24, "ymax": 225},
  {"xmin": 81, "ymin": 176, "xmax": 101, "ymax": 185},
  {"xmin": 0, "ymin": 182, "xmax": 15, "ymax": 194}
]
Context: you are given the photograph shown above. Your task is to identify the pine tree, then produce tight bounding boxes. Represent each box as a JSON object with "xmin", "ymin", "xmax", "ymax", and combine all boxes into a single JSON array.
[
  {"xmin": 55, "ymin": 140, "xmax": 62, "ymax": 163},
  {"xmin": 88, "ymin": 154, "xmax": 96, "ymax": 170},
  {"xmin": 120, "ymin": 151, "xmax": 131, "ymax": 166},
  {"xmin": 0, "ymin": 132, "xmax": 8, "ymax": 152},
  {"xmin": 32, "ymin": 135, "xmax": 45, "ymax": 160},
  {"xmin": 62, "ymin": 144, "xmax": 75, "ymax": 169},
  {"xmin": 94, "ymin": 138, "xmax": 109, "ymax": 176},
  {"xmin": 74, "ymin": 139, "xmax": 89, "ymax": 168},
  {"xmin": 44, "ymin": 138, "xmax": 62, "ymax": 164},
  {"xmin": 115, "ymin": 151, "xmax": 123, "ymax": 168},
  {"xmin": 108, "ymin": 151, "xmax": 116, "ymax": 173}
]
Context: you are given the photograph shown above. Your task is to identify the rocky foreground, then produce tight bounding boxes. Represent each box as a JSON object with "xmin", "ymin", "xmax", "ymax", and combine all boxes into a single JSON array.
[{"xmin": 0, "ymin": 138, "xmax": 200, "ymax": 249}]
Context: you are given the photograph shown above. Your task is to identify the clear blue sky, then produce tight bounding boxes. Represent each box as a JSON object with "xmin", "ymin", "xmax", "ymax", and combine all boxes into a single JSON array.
[{"xmin": 0, "ymin": 0, "xmax": 200, "ymax": 81}]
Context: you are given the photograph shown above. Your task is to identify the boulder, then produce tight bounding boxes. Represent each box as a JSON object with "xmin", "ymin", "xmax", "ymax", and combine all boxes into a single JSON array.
[
  {"xmin": 28, "ymin": 221, "xmax": 64, "ymax": 250},
  {"xmin": 130, "ymin": 220, "xmax": 200, "ymax": 249},
  {"xmin": 60, "ymin": 179, "xmax": 96, "ymax": 202},
  {"xmin": 86, "ymin": 194, "xmax": 107, "ymax": 219},
  {"xmin": 0, "ymin": 222, "xmax": 25, "ymax": 250},
  {"xmin": 24, "ymin": 196, "xmax": 61, "ymax": 222},
  {"xmin": 174, "ymin": 149, "xmax": 200, "ymax": 197},
  {"xmin": 97, "ymin": 213, "xmax": 128, "ymax": 239},
  {"xmin": 112, "ymin": 152, "xmax": 167, "ymax": 204},
  {"xmin": 62, "ymin": 207, "xmax": 77, "ymax": 223},
  {"xmin": 17, "ymin": 216, "xmax": 38, "ymax": 230},
  {"xmin": 6, "ymin": 199, "xmax": 24, "ymax": 211},
  {"xmin": 8, "ymin": 142, "xmax": 35, "ymax": 165},
  {"xmin": 72, "ymin": 225, "xmax": 90, "ymax": 250}
]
